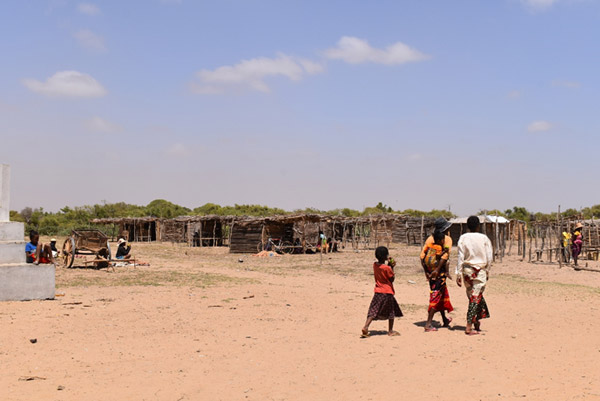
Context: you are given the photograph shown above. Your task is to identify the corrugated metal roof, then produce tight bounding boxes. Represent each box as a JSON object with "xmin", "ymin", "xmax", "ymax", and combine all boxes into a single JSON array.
[{"xmin": 449, "ymin": 215, "xmax": 510, "ymax": 224}]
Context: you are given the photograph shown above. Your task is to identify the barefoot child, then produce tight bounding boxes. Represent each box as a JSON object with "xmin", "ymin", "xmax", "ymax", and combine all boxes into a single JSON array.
[
  {"xmin": 421, "ymin": 229, "xmax": 454, "ymax": 332},
  {"xmin": 25, "ymin": 230, "xmax": 55, "ymax": 265},
  {"xmin": 361, "ymin": 246, "xmax": 403, "ymax": 337}
]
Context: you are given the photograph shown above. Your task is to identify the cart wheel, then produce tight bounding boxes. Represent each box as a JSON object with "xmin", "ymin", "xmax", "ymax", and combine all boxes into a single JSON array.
[{"xmin": 62, "ymin": 237, "xmax": 76, "ymax": 268}]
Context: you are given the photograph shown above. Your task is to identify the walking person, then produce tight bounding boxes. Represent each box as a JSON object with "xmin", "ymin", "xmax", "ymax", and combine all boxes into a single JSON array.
[
  {"xmin": 571, "ymin": 223, "xmax": 584, "ymax": 267},
  {"xmin": 420, "ymin": 217, "xmax": 454, "ymax": 332},
  {"xmin": 456, "ymin": 216, "xmax": 493, "ymax": 336},
  {"xmin": 361, "ymin": 246, "xmax": 403, "ymax": 337}
]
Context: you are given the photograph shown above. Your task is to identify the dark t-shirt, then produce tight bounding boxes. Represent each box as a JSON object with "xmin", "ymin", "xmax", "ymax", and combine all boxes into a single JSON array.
[{"xmin": 116, "ymin": 244, "xmax": 131, "ymax": 258}]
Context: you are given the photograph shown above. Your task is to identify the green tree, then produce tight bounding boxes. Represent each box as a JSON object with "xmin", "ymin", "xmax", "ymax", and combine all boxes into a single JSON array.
[
  {"xmin": 145, "ymin": 199, "xmax": 191, "ymax": 218},
  {"xmin": 504, "ymin": 206, "xmax": 531, "ymax": 222},
  {"xmin": 10, "ymin": 210, "xmax": 24, "ymax": 222}
]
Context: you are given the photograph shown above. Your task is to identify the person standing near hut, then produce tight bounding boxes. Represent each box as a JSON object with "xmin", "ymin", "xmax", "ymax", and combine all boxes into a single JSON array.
[
  {"xmin": 420, "ymin": 217, "xmax": 454, "ymax": 331},
  {"xmin": 318, "ymin": 230, "xmax": 327, "ymax": 253},
  {"xmin": 456, "ymin": 216, "xmax": 493, "ymax": 336},
  {"xmin": 561, "ymin": 231, "xmax": 572, "ymax": 263},
  {"xmin": 571, "ymin": 222, "xmax": 584, "ymax": 266}
]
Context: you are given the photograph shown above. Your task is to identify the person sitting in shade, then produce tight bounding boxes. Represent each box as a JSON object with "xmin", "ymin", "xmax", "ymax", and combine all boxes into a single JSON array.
[
  {"xmin": 50, "ymin": 238, "xmax": 59, "ymax": 258},
  {"xmin": 116, "ymin": 238, "xmax": 132, "ymax": 260},
  {"xmin": 25, "ymin": 230, "xmax": 55, "ymax": 265}
]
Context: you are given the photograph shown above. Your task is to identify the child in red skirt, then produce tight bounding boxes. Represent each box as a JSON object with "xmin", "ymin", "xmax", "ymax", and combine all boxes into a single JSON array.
[{"xmin": 361, "ymin": 246, "xmax": 403, "ymax": 337}]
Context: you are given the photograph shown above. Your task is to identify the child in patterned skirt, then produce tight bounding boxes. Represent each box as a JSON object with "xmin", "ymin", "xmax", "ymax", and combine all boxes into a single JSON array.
[{"xmin": 361, "ymin": 246, "xmax": 403, "ymax": 337}]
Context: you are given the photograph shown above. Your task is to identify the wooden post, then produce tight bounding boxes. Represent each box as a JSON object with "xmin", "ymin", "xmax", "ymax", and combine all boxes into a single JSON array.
[
  {"xmin": 557, "ymin": 205, "xmax": 562, "ymax": 268},
  {"xmin": 420, "ymin": 216, "xmax": 425, "ymax": 247},
  {"xmin": 302, "ymin": 219, "xmax": 307, "ymax": 253},
  {"xmin": 528, "ymin": 232, "xmax": 532, "ymax": 262},
  {"xmin": 495, "ymin": 213, "xmax": 501, "ymax": 263},
  {"xmin": 534, "ymin": 224, "xmax": 538, "ymax": 260},
  {"xmin": 508, "ymin": 221, "xmax": 513, "ymax": 256},
  {"xmin": 548, "ymin": 227, "xmax": 553, "ymax": 262},
  {"xmin": 212, "ymin": 222, "xmax": 217, "ymax": 247},
  {"xmin": 517, "ymin": 222, "xmax": 522, "ymax": 256},
  {"xmin": 522, "ymin": 224, "xmax": 526, "ymax": 260}
]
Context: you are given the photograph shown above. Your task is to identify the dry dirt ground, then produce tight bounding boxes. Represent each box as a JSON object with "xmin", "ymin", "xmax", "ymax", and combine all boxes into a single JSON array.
[{"xmin": 1, "ymin": 240, "xmax": 600, "ymax": 401}]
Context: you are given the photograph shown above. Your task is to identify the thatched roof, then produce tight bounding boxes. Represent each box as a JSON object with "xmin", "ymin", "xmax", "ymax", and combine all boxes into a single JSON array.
[
  {"xmin": 92, "ymin": 217, "xmax": 161, "ymax": 224},
  {"xmin": 92, "ymin": 213, "xmax": 437, "ymax": 227}
]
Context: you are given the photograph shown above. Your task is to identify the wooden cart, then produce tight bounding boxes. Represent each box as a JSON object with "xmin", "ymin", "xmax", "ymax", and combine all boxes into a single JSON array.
[{"xmin": 62, "ymin": 229, "xmax": 112, "ymax": 268}]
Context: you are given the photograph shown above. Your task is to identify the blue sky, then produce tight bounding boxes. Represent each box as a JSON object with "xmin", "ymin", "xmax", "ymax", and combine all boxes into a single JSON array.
[{"xmin": 1, "ymin": 0, "xmax": 598, "ymax": 215}]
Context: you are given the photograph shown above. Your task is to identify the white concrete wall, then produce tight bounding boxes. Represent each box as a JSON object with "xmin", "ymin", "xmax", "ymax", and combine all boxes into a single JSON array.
[
  {"xmin": 0, "ymin": 242, "xmax": 26, "ymax": 264},
  {"xmin": 0, "ymin": 165, "xmax": 55, "ymax": 302},
  {"xmin": 0, "ymin": 221, "xmax": 24, "ymax": 241},
  {"xmin": 0, "ymin": 164, "xmax": 9, "ymax": 222},
  {"xmin": 0, "ymin": 264, "xmax": 55, "ymax": 301}
]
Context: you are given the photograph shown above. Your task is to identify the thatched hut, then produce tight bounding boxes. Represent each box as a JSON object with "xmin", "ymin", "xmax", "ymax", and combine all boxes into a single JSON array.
[
  {"xmin": 92, "ymin": 217, "xmax": 161, "ymax": 242},
  {"xmin": 175, "ymin": 215, "xmax": 236, "ymax": 247},
  {"xmin": 229, "ymin": 214, "xmax": 318, "ymax": 254}
]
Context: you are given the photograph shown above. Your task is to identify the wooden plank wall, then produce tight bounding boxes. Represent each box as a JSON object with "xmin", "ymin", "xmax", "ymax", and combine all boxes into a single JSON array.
[{"xmin": 229, "ymin": 222, "xmax": 263, "ymax": 253}]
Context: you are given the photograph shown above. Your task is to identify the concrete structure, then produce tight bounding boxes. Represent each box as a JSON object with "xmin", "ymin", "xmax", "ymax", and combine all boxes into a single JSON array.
[
  {"xmin": 0, "ymin": 164, "xmax": 55, "ymax": 301},
  {"xmin": 0, "ymin": 163, "xmax": 9, "ymax": 222}
]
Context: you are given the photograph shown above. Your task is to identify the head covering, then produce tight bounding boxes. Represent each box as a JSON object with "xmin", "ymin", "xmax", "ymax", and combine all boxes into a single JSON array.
[
  {"xmin": 50, "ymin": 238, "xmax": 57, "ymax": 242},
  {"xmin": 118, "ymin": 238, "xmax": 126, "ymax": 245},
  {"xmin": 434, "ymin": 217, "xmax": 452, "ymax": 233},
  {"xmin": 575, "ymin": 222, "xmax": 583, "ymax": 229}
]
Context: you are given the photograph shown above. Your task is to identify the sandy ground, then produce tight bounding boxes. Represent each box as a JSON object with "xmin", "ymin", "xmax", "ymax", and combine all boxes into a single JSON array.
[{"xmin": 1, "ymin": 241, "xmax": 600, "ymax": 401}]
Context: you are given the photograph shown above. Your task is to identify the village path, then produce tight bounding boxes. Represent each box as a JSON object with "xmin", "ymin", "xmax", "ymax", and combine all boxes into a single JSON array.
[{"xmin": 1, "ymin": 243, "xmax": 599, "ymax": 401}]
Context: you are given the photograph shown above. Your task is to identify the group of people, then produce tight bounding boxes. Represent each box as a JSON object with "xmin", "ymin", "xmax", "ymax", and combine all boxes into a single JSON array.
[
  {"xmin": 362, "ymin": 215, "xmax": 493, "ymax": 337},
  {"xmin": 562, "ymin": 222, "xmax": 584, "ymax": 266},
  {"xmin": 25, "ymin": 231, "xmax": 133, "ymax": 264},
  {"xmin": 316, "ymin": 231, "xmax": 339, "ymax": 253}
]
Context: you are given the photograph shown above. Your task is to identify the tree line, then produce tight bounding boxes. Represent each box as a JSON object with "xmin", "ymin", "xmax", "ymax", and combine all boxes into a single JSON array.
[{"xmin": 10, "ymin": 199, "xmax": 599, "ymax": 236}]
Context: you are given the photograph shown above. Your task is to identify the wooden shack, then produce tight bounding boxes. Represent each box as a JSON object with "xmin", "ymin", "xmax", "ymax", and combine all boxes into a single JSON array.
[
  {"xmin": 92, "ymin": 217, "xmax": 161, "ymax": 242},
  {"xmin": 161, "ymin": 219, "xmax": 187, "ymax": 243},
  {"xmin": 178, "ymin": 215, "xmax": 236, "ymax": 247},
  {"xmin": 229, "ymin": 214, "xmax": 332, "ymax": 253},
  {"xmin": 229, "ymin": 218, "xmax": 265, "ymax": 253},
  {"xmin": 391, "ymin": 216, "xmax": 436, "ymax": 245}
]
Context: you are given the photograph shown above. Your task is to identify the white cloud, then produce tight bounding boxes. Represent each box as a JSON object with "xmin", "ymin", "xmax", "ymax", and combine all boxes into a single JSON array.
[
  {"xmin": 192, "ymin": 53, "xmax": 324, "ymax": 94},
  {"xmin": 22, "ymin": 70, "xmax": 107, "ymax": 98},
  {"xmin": 521, "ymin": 0, "xmax": 560, "ymax": 10},
  {"xmin": 74, "ymin": 29, "xmax": 106, "ymax": 52},
  {"xmin": 166, "ymin": 143, "xmax": 189, "ymax": 157},
  {"xmin": 527, "ymin": 120, "xmax": 553, "ymax": 132},
  {"xmin": 85, "ymin": 116, "xmax": 122, "ymax": 133},
  {"xmin": 324, "ymin": 36, "xmax": 429, "ymax": 65},
  {"xmin": 77, "ymin": 3, "xmax": 100, "ymax": 15},
  {"xmin": 553, "ymin": 80, "xmax": 580, "ymax": 89}
]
